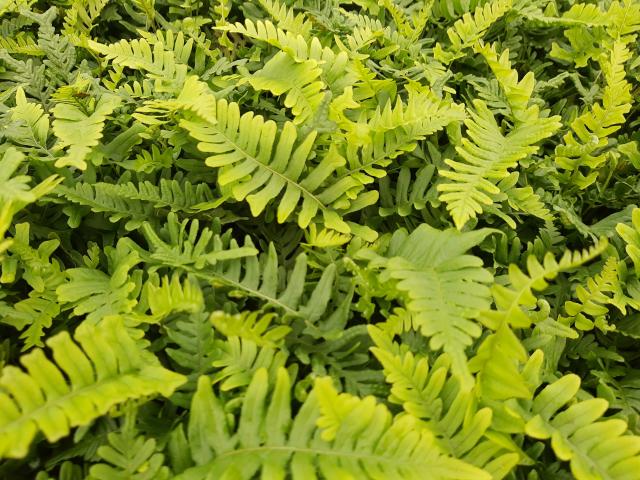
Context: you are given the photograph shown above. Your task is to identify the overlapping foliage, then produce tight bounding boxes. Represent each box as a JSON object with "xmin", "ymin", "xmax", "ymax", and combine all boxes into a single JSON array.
[{"xmin": 1, "ymin": 0, "xmax": 640, "ymax": 478}]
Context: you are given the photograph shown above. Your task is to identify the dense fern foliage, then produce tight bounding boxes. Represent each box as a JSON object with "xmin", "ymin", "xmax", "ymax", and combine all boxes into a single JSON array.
[{"xmin": 1, "ymin": 0, "xmax": 640, "ymax": 478}]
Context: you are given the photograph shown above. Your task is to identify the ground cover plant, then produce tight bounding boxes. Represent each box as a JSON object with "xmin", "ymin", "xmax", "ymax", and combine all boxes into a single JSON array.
[{"xmin": 1, "ymin": 0, "xmax": 640, "ymax": 478}]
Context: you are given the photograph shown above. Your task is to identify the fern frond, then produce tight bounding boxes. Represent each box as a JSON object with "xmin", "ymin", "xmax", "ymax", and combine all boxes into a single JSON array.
[
  {"xmin": 211, "ymin": 337, "xmax": 289, "ymax": 392},
  {"xmin": 562, "ymin": 257, "xmax": 627, "ymax": 332},
  {"xmin": 209, "ymin": 311, "xmax": 290, "ymax": 347},
  {"xmin": 178, "ymin": 368, "xmax": 489, "ymax": 479},
  {"xmin": 180, "ymin": 99, "xmax": 357, "ymax": 233},
  {"xmin": 87, "ymin": 36, "xmax": 188, "ymax": 89},
  {"xmin": 146, "ymin": 274, "xmax": 204, "ymax": 319},
  {"xmin": 0, "ymin": 316, "xmax": 185, "ymax": 459},
  {"xmin": 616, "ymin": 207, "xmax": 640, "ymax": 275},
  {"xmin": 357, "ymin": 224, "xmax": 495, "ymax": 386},
  {"xmin": 378, "ymin": 165, "xmax": 435, "ymax": 217},
  {"xmin": 56, "ymin": 178, "xmax": 223, "ymax": 231},
  {"xmin": 128, "ymin": 214, "xmax": 345, "ymax": 321},
  {"xmin": 51, "ymin": 93, "xmax": 122, "ymax": 170},
  {"xmin": 257, "ymin": 0, "xmax": 313, "ymax": 37},
  {"xmin": 0, "ymin": 32, "xmax": 42, "ymax": 55},
  {"xmin": 0, "ymin": 148, "xmax": 60, "ymax": 257},
  {"xmin": 0, "ymin": 224, "xmax": 65, "ymax": 350},
  {"xmin": 131, "ymin": 212, "xmax": 258, "ymax": 271},
  {"xmin": 437, "ymin": 100, "xmax": 561, "ymax": 229},
  {"xmin": 55, "ymin": 241, "xmax": 142, "ymax": 324},
  {"xmin": 480, "ymin": 240, "xmax": 607, "ymax": 330},
  {"xmin": 475, "ymin": 42, "xmax": 536, "ymax": 123},
  {"xmin": 434, "ymin": 0, "xmax": 512, "ymax": 63},
  {"xmin": 369, "ymin": 325, "xmax": 521, "ymax": 479},
  {"xmin": 87, "ymin": 406, "xmax": 170, "ymax": 480},
  {"xmin": 523, "ymin": 374, "xmax": 640, "ymax": 480},
  {"xmin": 62, "ymin": 0, "xmax": 109, "ymax": 42},
  {"xmin": 248, "ymin": 51, "xmax": 325, "ymax": 124},
  {"xmin": 555, "ymin": 41, "xmax": 633, "ymax": 188}
]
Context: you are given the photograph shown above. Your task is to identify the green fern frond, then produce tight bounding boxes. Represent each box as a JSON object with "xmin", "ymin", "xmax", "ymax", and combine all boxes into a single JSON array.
[
  {"xmin": 0, "ymin": 316, "xmax": 185, "ymax": 459},
  {"xmin": 128, "ymin": 214, "xmax": 345, "ymax": 321},
  {"xmin": 369, "ymin": 325, "xmax": 521, "ymax": 479},
  {"xmin": 480, "ymin": 240, "xmax": 607, "ymax": 330},
  {"xmin": 209, "ymin": 310, "xmax": 290, "ymax": 347},
  {"xmin": 357, "ymin": 224, "xmax": 495, "ymax": 386},
  {"xmin": 0, "ymin": 224, "xmax": 65, "ymax": 350},
  {"xmin": 523, "ymin": 374, "xmax": 640, "ymax": 479},
  {"xmin": 87, "ymin": 36, "xmax": 188, "ymax": 88},
  {"xmin": 55, "ymin": 241, "xmax": 142, "ymax": 324},
  {"xmin": 434, "ymin": 0, "xmax": 512, "ymax": 63},
  {"xmin": 181, "ymin": 99, "xmax": 358, "ymax": 233},
  {"xmin": 57, "ymin": 178, "xmax": 224, "ymax": 231},
  {"xmin": 616, "ymin": 207, "xmax": 640, "ymax": 275},
  {"xmin": 177, "ymin": 368, "xmax": 489, "ymax": 479},
  {"xmin": 438, "ymin": 100, "xmax": 561, "ymax": 229},
  {"xmin": 257, "ymin": 0, "xmax": 313, "ymax": 37},
  {"xmin": 211, "ymin": 338, "xmax": 289, "ymax": 392},
  {"xmin": 562, "ymin": 257, "xmax": 627, "ymax": 332},
  {"xmin": 248, "ymin": 51, "xmax": 325, "ymax": 124},
  {"xmin": 130, "ymin": 212, "xmax": 258, "ymax": 271},
  {"xmin": 62, "ymin": 0, "xmax": 109, "ymax": 42},
  {"xmin": 87, "ymin": 406, "xmax": 170, "ymax": 480},
  {"xmin": 555, "ymin": 41, "xmax": 633, "ymax": 188},
  {"xmin": 475, "ymin": 42, "xmax": 536, "ymax": 123},
  {"xmin": 503, "ymin": 183, "xmax": 553, "ymax": 223},
  {"xmin": 146, "ymin": 273, "xmax": 204, "ymax": 319},
  {"xmin": 51, "ymin": 93, "xmax": 122, "ymax": 170},
  {"xmin": 378, "ymin": 165, "xmax": 435, "ymax": 217},
  {"xmin": 0, "ymin": 148, "xmax": 60, "ymax": 257}
]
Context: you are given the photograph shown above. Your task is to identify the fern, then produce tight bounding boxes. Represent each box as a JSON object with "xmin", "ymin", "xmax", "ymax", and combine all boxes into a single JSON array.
[
  {"xmin": 522, "ymin": 374, "xmax": 640, "ymax": 479},
  {"xmin": 51, "ymin": 93, "xmax": 122, "ymax": 170},
  {"xmin": 555, "ymin": 42, "xmax": 633, "ymax": 188},
  {"xmin": 55, "ymin": 241, "xmax": 142, "ymax": 324},
  {"xmin": 480, "ymin": 240, "xmax": 607, "ymax": 330},
  {"xmin": 357, "ymin": 224, "xmax": 495, "ymax": 386},
  {"xmin": 180, "ymin": 98, "xmax": 359, "ymax": 233},
  {"xmin": 87, "ymin": 406, "xmax": 170, "ymax": 480},
  {"xmin": 562, "ymin": 257, "xmax": 627, "ymax": 332},
  {"xmin": 0, "ymin": 148, "xmax": 60, "ymax": 257},
  {"xmin": 616, "ymin": 207, "xmax": 640, "ymax": 276},
  {"xmin": 369, "ymin": 325, "xmax": 521, "ymax": 479},
  {"xmin": 257, "ymin": 0, "xmax": 313, "ymax": 37},
  {"xmin": 0, "ymin": 316, "xmax": 185, "ymax": 458},
  {"xmin": 177, "ymin": 367, "xmax": 488, "ymax": 479},
  {"xmin": 438, "ymin": 100, "xmax": 560, "ymax": 229},
  {"xmin": 57, "ymin": 178, "xmax": 224, "ymax": 231},
  {"xmin": 434, "ymin": 0, "xmax": 513, "ymax": 63},
  {"xmin": 248, "ymin": 51, "xmax": 325, "ymax": 124}
]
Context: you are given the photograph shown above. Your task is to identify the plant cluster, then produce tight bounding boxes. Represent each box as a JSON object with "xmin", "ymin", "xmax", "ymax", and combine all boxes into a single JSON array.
[{"xmin": 1, "ymin": 0, "xmax": 640, "ymax": 478}]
